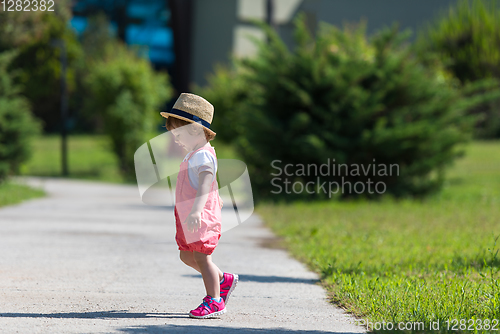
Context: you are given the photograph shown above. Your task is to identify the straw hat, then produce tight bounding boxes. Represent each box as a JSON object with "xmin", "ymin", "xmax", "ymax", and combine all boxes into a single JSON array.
[{"xmin": 160, "ymin": 93, "xmax": 216, "ymax": 136}]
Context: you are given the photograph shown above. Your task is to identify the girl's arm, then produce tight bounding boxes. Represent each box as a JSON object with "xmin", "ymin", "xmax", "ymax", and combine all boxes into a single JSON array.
[{"xmin": 186, "ymin": 171, "xmax": 213, "ymax": 232}]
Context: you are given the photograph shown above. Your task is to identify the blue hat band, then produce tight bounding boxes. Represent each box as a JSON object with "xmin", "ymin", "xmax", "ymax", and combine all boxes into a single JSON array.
[{"xmin": 168, "ymin": 108, "xmax": 211, "ymax": 129}]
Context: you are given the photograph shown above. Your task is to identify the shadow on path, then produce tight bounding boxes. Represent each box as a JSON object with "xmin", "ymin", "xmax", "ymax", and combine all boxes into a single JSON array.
[
  {"xmin": 182, "ymin": 274, "xmax": 319, "ymax": 285},
  {"xmin": 0, "ymin": 312, "xmax": 364, "ymax": 333},
  {"xmin": 0, "ymin": 311, "xmax": 186, "ymax": 319},
  {"xmin": 117, "ymin": 325, "xmax": 362, "ymax": 334}
]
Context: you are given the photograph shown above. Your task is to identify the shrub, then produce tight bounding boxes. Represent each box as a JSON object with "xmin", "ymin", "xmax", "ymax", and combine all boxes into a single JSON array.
[
  {"xmin": 0, "ymin": 0, "xmax": 72, "ymax": 51},
  {"xmin": 195, "ymin": 64, "xmax": 249, "ymax": 143},
  {"xmin": 234, "ymin": 16, "xmax": 480, "ymax": 201},
  {"xmin": 414, "ymin": 0, "xmax": 500, "ymax": 138},
  {"xmin": 84, "ymin": 41, "xmax": 172, "ymax": 181},
  {"xmin": 0, "ymin": 51, "xmax": 42, "ymax": 183},
  {"xmin": 71, "ymin": 13, "xmax": 120, "ymax": 134},
  {"xmin": 1, "ymin": 8, "xmax": 83, "ymax": 133}
]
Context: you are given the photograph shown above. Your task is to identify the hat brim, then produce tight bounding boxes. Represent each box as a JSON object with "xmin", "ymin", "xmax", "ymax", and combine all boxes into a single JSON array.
[{"xmin": 160, "ymin": 112, "xmax": 216, "ymax": 136}]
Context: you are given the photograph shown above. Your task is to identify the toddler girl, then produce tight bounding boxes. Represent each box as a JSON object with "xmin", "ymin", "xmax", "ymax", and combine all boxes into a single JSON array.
[{"xmin": 160, "ymin": 93, "xmax": 238, "ymax": 319}]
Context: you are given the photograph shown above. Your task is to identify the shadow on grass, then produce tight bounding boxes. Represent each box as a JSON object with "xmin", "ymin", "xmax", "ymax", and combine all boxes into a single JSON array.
[
  {"xmin": 443, "ymin": 176, "xmax": 467, "ymax": 186},
  {"xmin": 451, "ymin": 251, "xmax": 500, "ymax": 272},
  {"xmin": 318, "ymin": 253, "xmax": 500, "ymax": 282},
  {"xmin": 22, "ymin": 170, "xmax": 102, "ymax": 178}
]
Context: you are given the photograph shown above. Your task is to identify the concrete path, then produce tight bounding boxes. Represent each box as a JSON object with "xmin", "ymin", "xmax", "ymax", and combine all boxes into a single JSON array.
[{"xmin": 0, "ymin": 177, "xmax": 367, "ymax": 334}]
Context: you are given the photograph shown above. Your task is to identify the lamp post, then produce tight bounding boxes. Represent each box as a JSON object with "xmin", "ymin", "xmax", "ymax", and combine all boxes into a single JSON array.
[{"xmin": 168, "ymin": 0, "xmax": 193, "ymax": 94}]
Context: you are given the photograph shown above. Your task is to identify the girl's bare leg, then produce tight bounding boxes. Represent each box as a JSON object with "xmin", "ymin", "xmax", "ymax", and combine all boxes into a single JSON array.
[
  {"xmin": 179, "ymin": 250, "xmax": 223, "ymax": 281},
  {"xmin": 193, "ymin": 251, "xmax": 222, "ymax": 299}
]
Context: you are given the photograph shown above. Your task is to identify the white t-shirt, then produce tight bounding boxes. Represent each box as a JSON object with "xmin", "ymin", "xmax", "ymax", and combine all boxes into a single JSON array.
[{"xmin": 183, "ymin": 148, "xmax": 217, "ymax": 190}]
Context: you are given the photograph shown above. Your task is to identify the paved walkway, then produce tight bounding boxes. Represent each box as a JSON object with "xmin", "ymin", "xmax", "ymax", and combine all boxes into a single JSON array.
[{"xmin": 0, "ymin": 177, "xmax": 367, "ymax": 333}]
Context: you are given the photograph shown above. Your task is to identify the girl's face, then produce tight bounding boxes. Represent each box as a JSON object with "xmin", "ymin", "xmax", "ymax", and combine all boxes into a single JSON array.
[{"xmin": 170, "ymin": 126, "xmax": 204, "ymax": 152}]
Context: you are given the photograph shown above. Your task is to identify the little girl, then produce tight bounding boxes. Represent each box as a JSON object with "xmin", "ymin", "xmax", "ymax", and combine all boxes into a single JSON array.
[{"xmin": 160, "ymin": 93, "xmax": 238, "ymax": 319}]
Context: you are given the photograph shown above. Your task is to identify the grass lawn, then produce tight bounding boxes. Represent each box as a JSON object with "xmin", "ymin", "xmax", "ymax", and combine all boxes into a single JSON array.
[
  {"xmin": 256, "ymin": 140, "xmax": 500, "ymax": 333},
  {"xmin": 0, "ymin": 181, "xmax": 45, "ymax": 208},
  {"xmin": 19, "ymin": 133, "xmax": 238, "ymax": 184},
  {"xmin": 20, "ymin": 134, "xmax": 124, "ymax": 183}
]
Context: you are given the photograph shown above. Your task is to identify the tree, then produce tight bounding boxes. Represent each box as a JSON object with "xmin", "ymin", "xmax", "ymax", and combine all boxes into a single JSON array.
[
  {"xmin": 414, "ymin": 0, "xmax": 500, "ymax": 138},
  {"xmin": 0, "ymin": 6, "xmax": 83, "ymax": 133},
  {"xmin": 0, "ymin": 51, "xmax": 41, "ymax": 183},
  {"xmin": 84, "ymin": 40, "xmax": 172, "ymax": 180},
  {"xmin": 232, "ymin": 16, "xmax": 480, "ymax": 201}
]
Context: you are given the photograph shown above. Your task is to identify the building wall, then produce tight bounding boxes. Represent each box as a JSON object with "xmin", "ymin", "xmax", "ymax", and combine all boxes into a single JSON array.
[
  {"xmin": 191, "ymin": 0, "xmax": 238, "ymax": 88},
  {"xmin": 190, "ymin": 0, "xmax": 496, "ymax": 89},
  {"xmin": 233, "ymin": 0, "xmax": 302, "ymax": 58},
  {"xmin": 191, "ymin": 0, "xmax": 302, "ymax": 88},
  {"xmin": 298, "ymin": 0, "xmax": 460, "ymax": 40}
]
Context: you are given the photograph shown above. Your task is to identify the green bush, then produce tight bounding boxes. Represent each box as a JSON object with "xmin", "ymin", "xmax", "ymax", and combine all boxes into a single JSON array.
[
  {"xmin": 0, "ymin": 51, "xmax": 42, "ymax": 183},
  {"xmin": 195, "ymin": 64, "xmax": 249, "ymax": 143},
  {"xmin": 415, "ymin": 0, "xmax": 500, "ymax": 138},
  {"xmin": 0, "ymin": 9, "xmax": 83, "ymax": 133},
  {"xmin": 71, "ymin": 13, "xmax": 119, "ymax": 134},
  {"xmin": 0, "ymin": 0, "xmax": 72, "ymax": 51},
  {"xmin": 234, "ymin": 16, "xmax": 481, "ymax": 201},
  {"xmin": 84, "ymin": 41, "xmax": 172, "ymax": 180}
]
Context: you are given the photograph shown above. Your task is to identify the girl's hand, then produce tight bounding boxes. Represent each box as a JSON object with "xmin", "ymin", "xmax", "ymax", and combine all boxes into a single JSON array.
[{"xmin": 185, "ymin": 211, "xmax": 202, "ymax": 232}]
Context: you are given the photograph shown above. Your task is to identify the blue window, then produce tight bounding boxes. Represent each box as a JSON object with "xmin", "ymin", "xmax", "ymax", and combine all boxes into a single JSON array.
[{"xmin": 70, "ymin": 0, "xmax": 174, "ymax": 66}]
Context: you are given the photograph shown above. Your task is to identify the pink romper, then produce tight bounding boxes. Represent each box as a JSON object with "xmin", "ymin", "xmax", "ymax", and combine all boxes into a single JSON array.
[{"xmin": 174, "ymin": 145, "xmax": 222, "ymax": 255}]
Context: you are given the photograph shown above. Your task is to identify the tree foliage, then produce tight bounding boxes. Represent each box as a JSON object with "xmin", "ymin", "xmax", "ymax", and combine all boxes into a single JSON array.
[
  {"xmin": 0, "ymin": 51, "xmax": 41, "ymax": 183},
  {"xmin": 414, "ymin": 0, "xmax": 500, "ymax": 138},
  {"xmin": 231, "ymin": 16, "xmax": 480, "ymax": 201},
  {"xmin": 0, "ymin": 6, "xmax": 83, "ymax": 133},
  {"xmin": 84, "ymin": 40, "xmax": 172, "ymax": 180},
  {"xmin": 195, "ymin": 64, "xmax": 249, "ymax": 143}
]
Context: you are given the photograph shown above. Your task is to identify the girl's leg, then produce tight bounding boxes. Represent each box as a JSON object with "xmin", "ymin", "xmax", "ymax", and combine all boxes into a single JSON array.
[
  {"xmin": 193, "ymin": 251, "xmax": 222, "ymax": 299},
  {"xmin": 180, "ymin": 250, "xmax": 223, "ymax": 281}
]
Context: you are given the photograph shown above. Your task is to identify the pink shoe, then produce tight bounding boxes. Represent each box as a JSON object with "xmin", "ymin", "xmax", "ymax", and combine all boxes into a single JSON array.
[
  {"xmin": 220, "ymin": 272, "xmax": 238, "ymax": 305},
  {"xmin": 189, "ymin": 295, "xmax": 226, "ymax": 319}
]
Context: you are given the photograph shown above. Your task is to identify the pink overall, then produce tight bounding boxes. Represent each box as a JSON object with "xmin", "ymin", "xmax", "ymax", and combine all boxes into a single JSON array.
[{"xmin": 174, "ymin": 145, "xmax": 222, "ymax": 255}]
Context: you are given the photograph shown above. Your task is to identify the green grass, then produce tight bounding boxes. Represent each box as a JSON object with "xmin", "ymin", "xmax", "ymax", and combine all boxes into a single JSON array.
[
  {"xmin": 256, "ymin": 140, "xmax": 500, "ymax": 333},
  {"xmin": 19, "ymin": 133, "xmax": 239, "ymax": 183},
  {"xmin": 20, "ymin": 134, "xmax": 124, "ymax": 183},
  {"xmin": 0, "ymin": 181, "xmax": 45, "ymax": 208}
]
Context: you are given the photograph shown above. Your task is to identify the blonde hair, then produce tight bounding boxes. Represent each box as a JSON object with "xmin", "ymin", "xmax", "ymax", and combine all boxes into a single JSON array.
[{"xmin": 165, "ymin": 117, "xmax": 216, "ymax": 142}]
